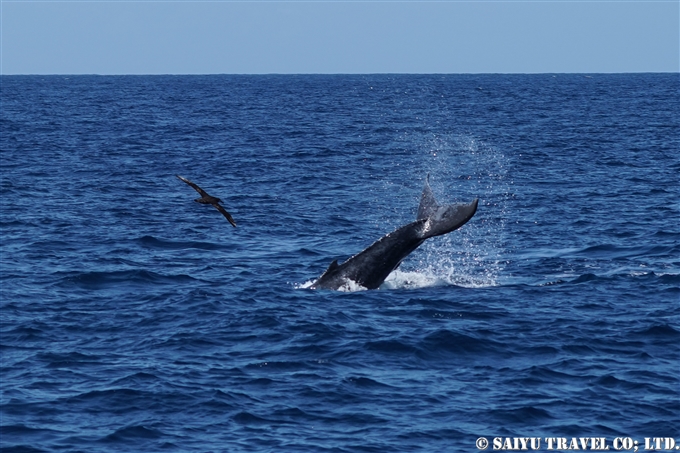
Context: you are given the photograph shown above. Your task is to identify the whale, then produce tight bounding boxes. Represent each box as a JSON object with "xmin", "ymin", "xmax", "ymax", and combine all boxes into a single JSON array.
[{"xmin": 310, "ymin": 176, "xmax": 478, "ymax": 290}]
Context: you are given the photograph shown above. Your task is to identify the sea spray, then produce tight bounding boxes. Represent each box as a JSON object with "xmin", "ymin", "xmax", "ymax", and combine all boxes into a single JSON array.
[{"xmin": 385, "ymin": 132, "xmax": 513, "ymax": 289}]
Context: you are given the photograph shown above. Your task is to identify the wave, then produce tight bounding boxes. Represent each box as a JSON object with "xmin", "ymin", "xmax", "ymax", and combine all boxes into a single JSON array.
[
  {"xmin": 54, "ymin": 269, "xmax": 197, "ymax": 290},
  {"xmin": 488, "ymin": 406, "xmax": 555, "ymax": 424},
  {"xmin": 518, "ymin": 242, "xmax": 680, "ymax": 261},
  {"xmin": 99, "ymin": 425, "xmax": 165, "ymax": 443},
  {"xmin": 569, "ymin": 243, "xmax": 680, "ymax": 260},
  {"xmin": 531, "ymin": 270, "xmax": 680, "ymax": 288},
  {"xmin": 135, "ymin": 235, "xmax": 232, "ymax": 251},
  {"xmin": 634, "ymin": 323, "xmax": 680, "ymax": 339},
  {"xmin": 417, "ymin": 328, "xmax": 506, "ymax": 357}
]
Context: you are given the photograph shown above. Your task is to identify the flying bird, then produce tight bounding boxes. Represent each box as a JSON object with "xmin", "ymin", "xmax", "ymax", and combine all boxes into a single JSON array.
[{"xmin": 176, "ymin": 175, "xmax": 237, "ymax": 227}]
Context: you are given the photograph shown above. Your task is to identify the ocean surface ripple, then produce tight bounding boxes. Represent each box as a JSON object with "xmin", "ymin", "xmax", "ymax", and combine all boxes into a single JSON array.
[{"xmin": 1, "ymin": 74, "xmax": 678, "ymax": 452}]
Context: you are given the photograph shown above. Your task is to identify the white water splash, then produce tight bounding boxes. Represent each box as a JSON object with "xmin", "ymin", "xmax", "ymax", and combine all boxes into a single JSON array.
[
  {"xmin": 336, "ymin": 279, "xmax": 369, "ymax": 292},
  {"xmin": 381, "ymin": 269, "xmax": 449, "ymax": 290},
  {"xmin": 294, "ymin": 278, "xmax": 368, "ymax": 292},
  {"xmin": 394, "ymin": 132, "xmax": 513, "ymax": 289},
  {"xmin": 295, "ymin": 280, "xmax": 315, "ymax": 290}
]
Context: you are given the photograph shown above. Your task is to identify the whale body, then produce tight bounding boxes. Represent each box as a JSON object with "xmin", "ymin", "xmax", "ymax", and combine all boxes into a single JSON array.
[{"xmin": 310, "ymin": 177, "xmax": 478, "ymax": 290}]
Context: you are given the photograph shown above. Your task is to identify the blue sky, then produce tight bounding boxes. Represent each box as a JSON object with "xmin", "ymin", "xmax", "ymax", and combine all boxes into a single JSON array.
[{"xmin": 1, "ymin": 1, "xmax": 678, "ymax": 74}]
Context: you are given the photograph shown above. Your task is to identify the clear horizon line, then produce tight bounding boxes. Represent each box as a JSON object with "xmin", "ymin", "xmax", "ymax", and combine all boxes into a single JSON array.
[
  {"xmin": 2, "ymin": 71, "xmax": 678, "ymax": 76},
  {"xmin": 2, "ymin": 0, "xmax": 679, "ymax": 3}
]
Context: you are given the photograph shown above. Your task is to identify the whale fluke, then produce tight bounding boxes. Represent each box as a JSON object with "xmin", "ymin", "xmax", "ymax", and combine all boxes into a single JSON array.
[
  {"xmin": 417, "ymin": 174, "xmax": 437, "ymax": 220},
  {"xmin": 176, "ymin": 175, "xmax": 237, "ymax": 227}
]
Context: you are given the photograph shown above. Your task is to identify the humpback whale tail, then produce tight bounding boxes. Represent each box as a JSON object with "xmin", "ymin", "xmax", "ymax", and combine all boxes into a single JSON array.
[
  {"xmin": 417, "ymin": 175, "xmax": 478, "ymax": 240},
  {"xmin": 309, "ymin": 175, "xmax": 479, "ymax": 290}
]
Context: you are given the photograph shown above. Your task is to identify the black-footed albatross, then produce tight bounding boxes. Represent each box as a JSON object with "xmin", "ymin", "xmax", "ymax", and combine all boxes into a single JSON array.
[{"xmin": 176, "ymin": 175, "xmax": 237, "ymax": 227}]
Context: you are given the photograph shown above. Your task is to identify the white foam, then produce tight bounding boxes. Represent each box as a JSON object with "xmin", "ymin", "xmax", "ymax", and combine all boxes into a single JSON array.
[
  {"xmin": 381, "ymin": 264, "xmax": 501, "ymax": 291},
  {"xmin": 294, "ymin": 278, "xmax": 368, "ymax": 292},
  {"xmin": 381, "ymin": 269, "xmax": 449, "ymax": 290},
  {"xmin": 336, "ymin": 279, "xmax": 368, "ymax": 292},
  {"xmin": 295, "ymin": 280, "xmax": 315, "ymax": 289}
]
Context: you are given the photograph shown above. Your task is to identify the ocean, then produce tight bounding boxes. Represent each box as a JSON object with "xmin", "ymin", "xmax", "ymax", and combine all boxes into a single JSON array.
[{"xmin": 1, "ymin": 74, "xmax": 678, "ymax": 452}]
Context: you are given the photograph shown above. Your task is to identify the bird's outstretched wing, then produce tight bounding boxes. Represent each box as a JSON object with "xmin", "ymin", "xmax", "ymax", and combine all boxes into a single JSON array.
[
  {"xmin": 213, "ymin": 203, "xmax": 237, "ymax": 228},
  {"xmin": 176, "ymin": 175, "xmax": 209, "ymax": 198}
]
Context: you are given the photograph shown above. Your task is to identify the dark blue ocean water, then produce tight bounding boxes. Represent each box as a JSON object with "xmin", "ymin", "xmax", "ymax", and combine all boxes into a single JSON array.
[{"xmin": 1, "ymin": 74, "xmax": 679, "ymax": 452}]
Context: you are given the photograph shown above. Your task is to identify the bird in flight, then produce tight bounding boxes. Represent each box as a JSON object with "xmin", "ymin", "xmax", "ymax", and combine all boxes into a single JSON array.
[{"xmin": 176, "ymin": 175, "xmax": 237, "ymax": 227}]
